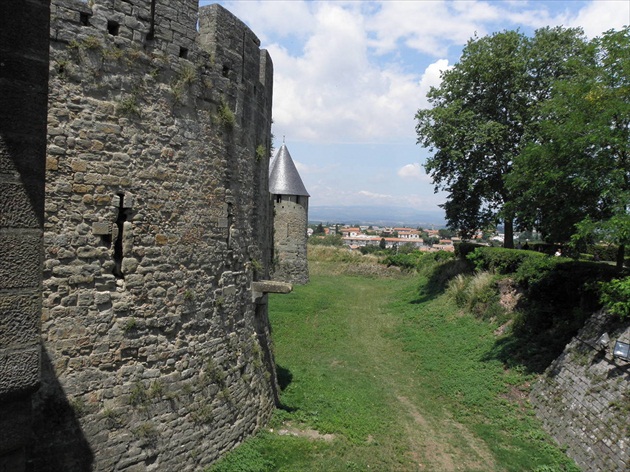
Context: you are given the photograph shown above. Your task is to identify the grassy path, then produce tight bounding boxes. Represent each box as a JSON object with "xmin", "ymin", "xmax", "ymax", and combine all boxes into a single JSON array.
[{"xmin": 210, "ymin": 261, "xmax": 577, "ymax": 472}]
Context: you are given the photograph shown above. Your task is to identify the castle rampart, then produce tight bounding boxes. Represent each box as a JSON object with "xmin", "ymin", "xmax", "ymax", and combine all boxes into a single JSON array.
[{"xmin": 30, "ymin": 1, "xmax": 277, "ymax": 470}]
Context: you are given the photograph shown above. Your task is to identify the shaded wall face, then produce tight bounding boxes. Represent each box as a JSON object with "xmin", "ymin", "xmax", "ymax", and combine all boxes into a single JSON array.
[
  {"xmin": 273, "ymin": 196, "xmax": 309, "ymax": 285},
  {"xmin": 0, "ymin": 0, "xmax": 49, "ymax": 470},
  {"xmin": 32, "ymin": 1, "xmax": 276, "ymax": 470}
]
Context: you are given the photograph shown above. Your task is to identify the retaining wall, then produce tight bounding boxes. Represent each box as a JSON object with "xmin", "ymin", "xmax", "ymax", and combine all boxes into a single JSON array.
[{"xmin": 531, "ymin": 311, "xmax": 630, "ymax": 472}]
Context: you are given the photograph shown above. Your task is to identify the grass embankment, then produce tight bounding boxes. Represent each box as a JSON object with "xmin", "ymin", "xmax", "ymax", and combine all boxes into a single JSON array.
[{"xmin": 209, "ymin": 247, "xmax": 578, "ymax": 471}]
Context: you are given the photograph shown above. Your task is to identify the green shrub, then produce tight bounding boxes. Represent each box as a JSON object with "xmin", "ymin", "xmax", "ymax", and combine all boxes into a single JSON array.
[
  {"xmin": 600, "ymin": 276, "xmax": 630, "ymax": 318},
  {"xmin": 467, "ymin": 247, "xmax": 546, "ymax": 274},
  {"xmin": 454, "ymin": 241, "xmax": 484, "ymax": 259},
  {"xmin": 358, "ymin": 245, "xmax": 390, "ymax": 255},
  {"xmin": 432, "ymin": 250, "xmax": 455, "ymax": 262},
  {"xmin": 308, "ymin": 235, "xmax": 343, "ymax": 247},
  {"xmin": 383, "ymin": 250, "xmax": 454, "ymax": 271},
  {"xmin": 383, "ymin": 253, "xmax": 421, "ymax": 270}
]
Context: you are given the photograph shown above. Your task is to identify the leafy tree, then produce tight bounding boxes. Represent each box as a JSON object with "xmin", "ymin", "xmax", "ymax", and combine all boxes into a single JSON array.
[
  {"xmin": 509, "ymin": 27, "xmax": 630, "ymax": 269},
  {"xmin": 313, "ymin": 223, "xmax": 325, "ymax": 235},
  {"xmin": 438, "ymin": 228, "xmax": 454, "ymax": 238},
  {"xmin": 379, "ymin": 237, "xmax": 387, "ymax": 250},
  {"xmin": 416, "ymin": 27, "xmax": 589, "ymax": 248}
]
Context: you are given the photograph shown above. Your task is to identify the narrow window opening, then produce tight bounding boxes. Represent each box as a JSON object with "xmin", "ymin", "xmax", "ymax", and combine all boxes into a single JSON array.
[
  {"xmin": 146, "ymin": 0, "xmax": 156, "ymax": 40},
  {"xmin": 107, "ymin": 20, "xmax": 120, "ymax": 36},
  {"xmin": 222, "ymin": 64, "xmax": 230, "ymax": 78},
  {"xmin": 296, "ymin": 196, "xmax": 300, "ymax": 205},
  {"xmin": 112, "ymin": 194, "xmax": 127, "ymax": 279},
  {"xmin": 179, "ymin": 47, "xmax": 188, "ymax": 59},
  {"xmin": 80, "ymin": 12, "xmax": 90, "ymax": 26},
  {"xmin": 276, "ymin": 195, "xmax": 281, "ymax": 204}
]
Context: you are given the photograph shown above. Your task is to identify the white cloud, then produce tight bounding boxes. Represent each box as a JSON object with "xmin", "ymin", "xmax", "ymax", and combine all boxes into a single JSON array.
[
  {"xmin": 358, "ymin": 190, "xmax": 394, "ymax": 200},
  {"xmin": 418, "ymin": 59, "xmax": 451, "ymax": 108},
  {"xmin": 565, "ymin": 1, "xmax": 630, "ymax": 38},
  {"xmin": 219, "ymin": 0, "xmax": 315, "ymax": 43},
  {"xmin": 397, "ymin": 163, "xmax": 431, "ymax": 182},
  {"xmin": 266, "ymin": 0, "xmax": 628, "ymax": 144},
  {"xmin": 366, "ymin": 1, "xmax": 499, "ymax": 56},
  {"xmin": 268, "ymin": 3, "xmax": 429, "ymax": 143}
]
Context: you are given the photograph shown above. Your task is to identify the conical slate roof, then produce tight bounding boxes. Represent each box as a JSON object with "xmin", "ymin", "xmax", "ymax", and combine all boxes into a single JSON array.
[{"xmin": 269, "ymin": 143, "xmax": 310, "ymax": 197}]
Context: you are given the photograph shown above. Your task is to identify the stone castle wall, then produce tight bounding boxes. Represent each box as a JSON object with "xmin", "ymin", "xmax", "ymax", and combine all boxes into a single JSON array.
[
  {"xmin": 0, "ymin": 1, "xmax": 50, "ymax": 470},
  {"xmin": 273, "ymin": 196, "xmax": 309, "ymax": 285},
  {"xmin": 32, "ymin": 1, "xmax": 277, "ymax": 470},
  {"xmin": 530, "ymin": 311, "xmax": 630, "ymax": 472}
]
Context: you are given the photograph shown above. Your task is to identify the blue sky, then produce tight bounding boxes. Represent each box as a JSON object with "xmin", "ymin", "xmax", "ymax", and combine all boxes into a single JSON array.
[{"xmin": 200, "ymin": 1, "xmax": 629, "ymax": 218}]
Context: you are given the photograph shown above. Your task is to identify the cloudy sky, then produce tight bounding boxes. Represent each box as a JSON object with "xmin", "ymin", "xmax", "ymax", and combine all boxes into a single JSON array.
[{"xmin": 200, "ymin": 0, "xmax": 629, "ymax": 218}]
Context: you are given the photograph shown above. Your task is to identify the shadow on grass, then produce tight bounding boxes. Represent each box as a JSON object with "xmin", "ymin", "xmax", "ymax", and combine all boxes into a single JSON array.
[
  {"xmin": 275, "ymin": 364, "xmax": 298, "ymax": 412},
  {"xmin": 482, "ymin": 328, "xmax": 575, "ymax": 374},
  {"xmin": 276, "ymin": 364, "xmax": 293, "ymax": 391}
]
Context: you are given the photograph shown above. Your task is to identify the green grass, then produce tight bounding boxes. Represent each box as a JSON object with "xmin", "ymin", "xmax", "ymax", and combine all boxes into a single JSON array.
[{"xmin": 208, "ymin": 255, "xmax": 578, "ymax": 472}]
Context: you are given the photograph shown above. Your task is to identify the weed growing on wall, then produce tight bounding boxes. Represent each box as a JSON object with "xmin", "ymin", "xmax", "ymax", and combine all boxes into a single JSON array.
[
  {"xmin": 215, "ymin": 99, "xmax": 236, "ymax": 129},
  {"xmin": 116, "ymin": 93, "xmax": 141, "ymax": 117},
  {"xmin": 256, "ymin": 144, "xmax": 267, "ymax": 161}
]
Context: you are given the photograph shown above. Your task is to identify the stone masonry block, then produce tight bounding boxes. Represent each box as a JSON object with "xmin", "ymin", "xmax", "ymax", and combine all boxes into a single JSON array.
[
  {"xmin": 0, "ymin": 347, "xmax": 40, "ymax": 397},
  {"xmin": 0, "ymin": 231, "xmax": 42, "ymax": 289},
  {"xmin": 0, "ymin": 292, "xmax": 40, "ymax": 348},
  {"xmin": 0, "ymin": 182, "xmax": 42, "ymax": 229}
]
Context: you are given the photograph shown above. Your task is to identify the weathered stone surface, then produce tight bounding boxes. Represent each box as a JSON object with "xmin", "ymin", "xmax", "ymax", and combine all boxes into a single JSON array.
[
  {"xmin": 32, "ymin": 1, "xmax": 277, "ymax": 471},
  {"xmin": 0, "ymin": 348, "xmax": 40, "ymax": 397},
  {"xmin": 0, "ymin": 293, "xmax": 41, "ymax": 348},
  {"xmin": 531, "ymin": 311, "xmax": 630, "ymax": 472},
  {"xmin": 0, "ymin": 232, "xmax": 42, "ymax": 290},
  {"xmin": 272, "ymin": 196, "xmax": 309, "ymax": 285}
]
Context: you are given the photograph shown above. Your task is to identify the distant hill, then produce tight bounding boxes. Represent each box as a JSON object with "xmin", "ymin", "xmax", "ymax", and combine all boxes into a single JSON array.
[{"xmin": 309, "ymin": 205, "xmax": 446, "ymax": 228}]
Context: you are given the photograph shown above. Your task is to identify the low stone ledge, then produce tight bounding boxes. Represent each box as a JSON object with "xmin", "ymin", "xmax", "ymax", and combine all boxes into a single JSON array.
[{"xmin": 251, "ymin": 280, "xmax": 292, "ymax": 303}]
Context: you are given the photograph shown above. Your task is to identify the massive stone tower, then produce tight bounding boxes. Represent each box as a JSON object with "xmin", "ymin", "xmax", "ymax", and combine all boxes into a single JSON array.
[
  {"xmin": 269, "ymin": 143, "xmax": 310, "ymax": 285},
  {"xmin": 26, "ymin": 1, "xmax": 278, "ymax": 470}
]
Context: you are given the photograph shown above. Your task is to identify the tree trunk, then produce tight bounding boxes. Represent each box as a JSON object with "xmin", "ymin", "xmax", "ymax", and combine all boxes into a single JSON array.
[
  {"xmin": 503, "ymin": 217, "xmax": 514, "ymax": 248},
  {"xmin": 616, "ymin": 244, "xmax": 625, "ymax": 271}
]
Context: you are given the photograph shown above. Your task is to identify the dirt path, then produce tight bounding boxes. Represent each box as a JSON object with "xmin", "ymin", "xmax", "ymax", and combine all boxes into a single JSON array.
[{"xmin": 345, "ymin": 279, "xmax": 498, "ymax": 471}]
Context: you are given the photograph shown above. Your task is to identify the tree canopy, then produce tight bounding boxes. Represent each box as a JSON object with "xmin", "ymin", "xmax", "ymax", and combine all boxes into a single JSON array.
[
  {"xmin": 509, "ymin": 27, "xmax": 630, "ymax": 268},
  {"xmin": 416, "ymin": 27, "xmax": 590, "ymax": 248}
]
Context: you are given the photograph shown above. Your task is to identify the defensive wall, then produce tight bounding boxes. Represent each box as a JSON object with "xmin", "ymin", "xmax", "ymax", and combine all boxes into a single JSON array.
[
  {"xmin": 20, "ymin": 0, "xmax": 278, "ymax": 470},
  {"xmin": 531, "ymin": 311, "xmax": 630, "ymax": 471}
]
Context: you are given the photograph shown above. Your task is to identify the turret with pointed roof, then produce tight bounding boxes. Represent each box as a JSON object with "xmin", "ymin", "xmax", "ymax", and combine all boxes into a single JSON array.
[
  {"xmin": 269, "ymin": 142, "xmax": 309, "ymax": 285},
  {"xmin": 269, "ymin": 143, "xmax": 310, "ymax": 197}
]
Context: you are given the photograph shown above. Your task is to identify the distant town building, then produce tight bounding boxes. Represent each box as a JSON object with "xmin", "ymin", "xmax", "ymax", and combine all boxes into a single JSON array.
[{"xmin": 269, "ymin": 143, "xmax": 310, "ymax": 284}]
